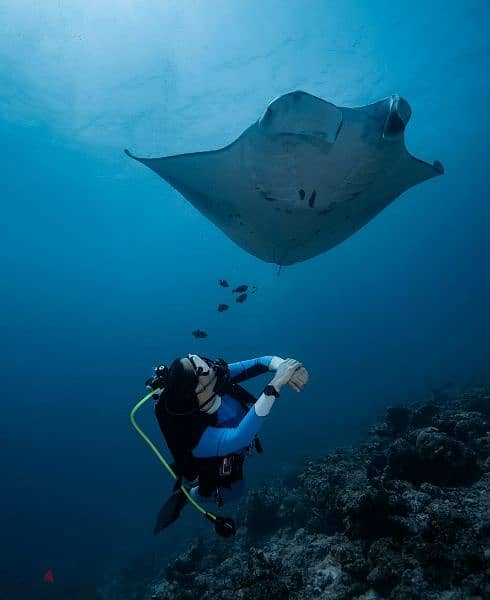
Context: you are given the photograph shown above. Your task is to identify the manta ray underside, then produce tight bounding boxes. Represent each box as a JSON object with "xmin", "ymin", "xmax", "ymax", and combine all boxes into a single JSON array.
[{"xmin": 125, "ymin": 91, "xmax": 443, "ymax": 265}]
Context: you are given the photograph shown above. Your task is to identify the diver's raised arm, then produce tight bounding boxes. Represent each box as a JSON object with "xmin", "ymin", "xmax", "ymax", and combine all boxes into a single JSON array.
[
  {"xmin": 228, "ymin": 356, "xmax": 273, "ymax": 382},
  {"xmin": 193, "ymin": 359, "xmax": 306, "ymax": 457}
]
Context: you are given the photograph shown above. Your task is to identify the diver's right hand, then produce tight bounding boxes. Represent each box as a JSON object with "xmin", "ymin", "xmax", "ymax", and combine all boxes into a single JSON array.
[
  {"xmin": 288, "ymin": 365, "xmax": 309, "ymax": 392},
  {"xmin": 270, "ymin": 358, "xmax": 303, "ymax": 391}
]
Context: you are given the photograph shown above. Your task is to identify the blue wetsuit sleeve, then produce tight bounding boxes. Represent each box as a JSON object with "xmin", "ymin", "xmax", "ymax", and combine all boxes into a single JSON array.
[
  {"xmin": 228, "ymin": 356, "xmax": 273, "ymax": 383},
  {"xmin": 192, "ymin": 409, "xmax": 265, "ymax": 458}
]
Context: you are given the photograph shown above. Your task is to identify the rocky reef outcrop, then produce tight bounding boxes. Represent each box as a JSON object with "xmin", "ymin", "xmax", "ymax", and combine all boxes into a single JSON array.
[{"xmin": 101, "ymin": 386, "xmax": 490, "ymax": 599}]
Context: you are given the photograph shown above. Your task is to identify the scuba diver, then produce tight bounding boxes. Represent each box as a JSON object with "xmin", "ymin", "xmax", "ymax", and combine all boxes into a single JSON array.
[{"xmin": 137, "ymin": 354, "xmax": 308, "ymax": 536}]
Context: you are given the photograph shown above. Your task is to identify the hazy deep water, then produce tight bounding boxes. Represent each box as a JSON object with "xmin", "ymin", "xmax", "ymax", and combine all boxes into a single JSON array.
[{"xmin": 1, "ymin": 0, "xmax": 489, "ymax": 593}]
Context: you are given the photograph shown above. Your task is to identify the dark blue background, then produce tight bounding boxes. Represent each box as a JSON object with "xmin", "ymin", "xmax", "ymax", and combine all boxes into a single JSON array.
[{"xmin": 1, "ymin": 0, "xmax": 489, "ymax": 592}]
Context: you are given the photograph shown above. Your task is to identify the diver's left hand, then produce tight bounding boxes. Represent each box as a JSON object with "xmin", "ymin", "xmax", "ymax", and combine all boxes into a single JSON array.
[{"xmin": 269, "ymin": 356, "xmax": 285, "ymax": 371}]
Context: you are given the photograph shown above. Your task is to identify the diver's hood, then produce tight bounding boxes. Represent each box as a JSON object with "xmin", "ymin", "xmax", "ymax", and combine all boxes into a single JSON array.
[
  {"xmin": 164, "ymin": 356, "xmax": 229, "ymax": 416},
  {"xmin": 164, "ymin": 358, "xmax": 198, "ymax": 415}
]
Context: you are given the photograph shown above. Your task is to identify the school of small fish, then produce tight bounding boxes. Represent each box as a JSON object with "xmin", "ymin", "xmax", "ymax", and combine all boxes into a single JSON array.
[{"xmin": 191, "ymin": 280, "xmax": 258, "ymax": 338}]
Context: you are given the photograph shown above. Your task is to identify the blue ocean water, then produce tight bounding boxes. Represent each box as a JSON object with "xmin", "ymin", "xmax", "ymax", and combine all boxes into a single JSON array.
[{"xmin": 1, "ymin": 0, "xmax": 489, "ymax": 594}]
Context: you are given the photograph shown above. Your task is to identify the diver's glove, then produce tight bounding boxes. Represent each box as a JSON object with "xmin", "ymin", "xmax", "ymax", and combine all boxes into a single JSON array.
[
  {"xmin": 255, "ymin": 359, "xmax": 303, "ymax": 416},
  {"xmin": 269, "ymin": 356, "xmax": 285, "ymax": 371},
  {"xmin": 270, "ymin": 358, "xmax": 303, "ymax": 391},
  {"xmin": 288, "ymin": 365, "xmax": 309, "ymax": 392},
  {"xmin": 269, "ymin": 357, "xmax": 309, "ymax": 392}
]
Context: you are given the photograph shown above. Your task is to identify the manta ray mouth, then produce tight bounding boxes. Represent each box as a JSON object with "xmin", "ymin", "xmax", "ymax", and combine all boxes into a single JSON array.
[{"xmin": 383, "ymin": 94, "xmax": 412, "ymax": 139}]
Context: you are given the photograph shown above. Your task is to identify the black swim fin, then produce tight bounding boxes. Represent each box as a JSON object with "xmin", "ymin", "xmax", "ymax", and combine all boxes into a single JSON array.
[{"xmin": 153, "ymin": 489, "xmax": 188, "ymax": 534}]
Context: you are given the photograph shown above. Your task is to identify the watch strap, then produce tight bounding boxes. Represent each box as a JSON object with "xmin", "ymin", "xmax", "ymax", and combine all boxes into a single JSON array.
[{"xmin": 263, "ymin": 384, "xmax": 280, "ymax": 398}]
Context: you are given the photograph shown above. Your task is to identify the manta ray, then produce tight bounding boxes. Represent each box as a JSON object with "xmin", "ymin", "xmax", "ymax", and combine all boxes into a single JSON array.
[{"xmin": 125, "ymin": 91, "xmax": 443, "ymax": 265}]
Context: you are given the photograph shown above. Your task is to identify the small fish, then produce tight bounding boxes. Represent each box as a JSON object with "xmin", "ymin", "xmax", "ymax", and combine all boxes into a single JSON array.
[
  {"xmin": 218, "ymin": 279, "xmax": 229, "ymax": 287},
  {"xmin": 308, "ymin": 190, "xmax": 317, "ymax": 208},
  {"xmin": 218, "ymin": 304, "xmax": 229, "ymax": 312},
  {"xmin": 192, "ymin": 329, "xmax": 208, "ymax": 339},
  {"xmin": 232, "ymin": 284, "xmax": 248, "ymax": 293},
  {"xmin": 236, "ymin": 293, "xmax": 247, "ymax": 303},
  {"xmin": 251, "ymin": 286, "xmax": 257, "ymax": 294},
  {"xmin": 43, "ymin": 570, "xmax": 54, "ymax": 584}
]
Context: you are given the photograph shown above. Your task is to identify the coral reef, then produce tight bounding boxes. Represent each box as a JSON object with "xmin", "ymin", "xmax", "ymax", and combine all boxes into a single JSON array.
[{"xmin": 100, "ymin": 386, "xmax": 490, "ymax": 599}]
